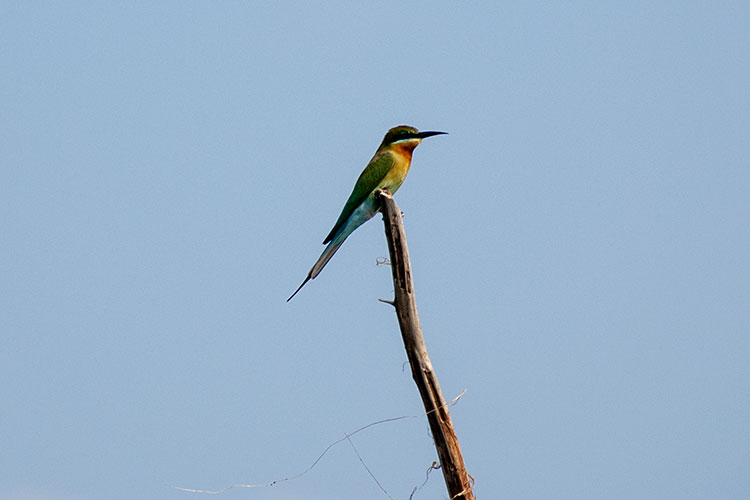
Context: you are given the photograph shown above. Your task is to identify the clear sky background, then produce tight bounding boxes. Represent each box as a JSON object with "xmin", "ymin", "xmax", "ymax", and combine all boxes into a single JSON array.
[{"xmin": 2, "ymin": 2, "xmax": 749, "ymax": 500}]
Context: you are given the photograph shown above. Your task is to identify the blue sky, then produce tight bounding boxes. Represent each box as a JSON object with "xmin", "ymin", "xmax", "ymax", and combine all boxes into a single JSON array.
[{"xmin": 2, "ymin": 2, "xmax": 749, "ymax": 499}]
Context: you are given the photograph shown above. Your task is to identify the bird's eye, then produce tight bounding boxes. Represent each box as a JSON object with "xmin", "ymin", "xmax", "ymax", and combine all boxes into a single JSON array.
[{"xmin": 387, "ymin": 129, "xmax": 416, "ymax": 144}]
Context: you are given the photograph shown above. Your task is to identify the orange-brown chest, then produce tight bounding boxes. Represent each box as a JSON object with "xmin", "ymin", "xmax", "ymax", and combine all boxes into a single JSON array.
[{"xmin": 381, "ymin": 146, "xmax": 414, "ymax": 192}]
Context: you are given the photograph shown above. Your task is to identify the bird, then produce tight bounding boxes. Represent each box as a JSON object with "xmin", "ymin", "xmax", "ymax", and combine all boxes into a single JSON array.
[{"xmin": 287, "ymin": 125, "xmax": 447, "ymax": 301}]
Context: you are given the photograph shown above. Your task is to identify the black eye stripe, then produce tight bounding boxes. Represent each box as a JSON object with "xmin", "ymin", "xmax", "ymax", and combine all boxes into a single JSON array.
[{"xmin": 386, "ymin": 130, "xmax": 417, "ymax": 144}]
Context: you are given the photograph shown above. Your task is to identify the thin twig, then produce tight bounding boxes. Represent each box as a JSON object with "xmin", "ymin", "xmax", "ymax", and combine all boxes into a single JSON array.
[
  {"xmin": 409, "ymin": 461, "xmax": 440, "ymax": 500},
  {"xmin": 345, "ymin": 433, "xmax": 395, "ymax": 500},
  {"xmin": 174, "ymin": 390, "xmax": 467, "ymax": 495}
]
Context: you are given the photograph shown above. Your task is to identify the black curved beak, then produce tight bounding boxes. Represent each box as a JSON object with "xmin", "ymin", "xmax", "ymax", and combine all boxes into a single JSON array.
[{"xmin": 416, "ymin": 130, "xmax": 448, "ymax": 139}]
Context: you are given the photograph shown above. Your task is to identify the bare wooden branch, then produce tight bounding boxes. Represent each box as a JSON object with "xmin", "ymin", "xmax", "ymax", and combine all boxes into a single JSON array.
[{"xmin": 376, "ymin": 189, "xmax": 475, "ymax": 500}]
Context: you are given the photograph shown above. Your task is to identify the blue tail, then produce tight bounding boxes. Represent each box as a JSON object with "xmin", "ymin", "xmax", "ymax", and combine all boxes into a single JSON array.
[{"xmin": 287, "ymin": 197, "xmax": 379, "ymax": 301}]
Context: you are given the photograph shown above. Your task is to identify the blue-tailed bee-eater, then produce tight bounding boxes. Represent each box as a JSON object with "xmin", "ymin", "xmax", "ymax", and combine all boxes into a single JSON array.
[{"xmin": 287, "ymin": 125, "xmax": 447, "ymax": 301}]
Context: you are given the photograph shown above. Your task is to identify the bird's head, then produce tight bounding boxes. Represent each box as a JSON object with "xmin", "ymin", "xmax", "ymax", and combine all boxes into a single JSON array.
[{"xmin": 379, "ymin": 125, "xmax": 447, "ymax": 152}]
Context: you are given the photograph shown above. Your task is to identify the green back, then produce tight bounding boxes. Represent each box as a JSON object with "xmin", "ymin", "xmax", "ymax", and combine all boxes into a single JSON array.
[{"xmin": 323, "ymin": 150, "xmax": 395, "ymax": 244}]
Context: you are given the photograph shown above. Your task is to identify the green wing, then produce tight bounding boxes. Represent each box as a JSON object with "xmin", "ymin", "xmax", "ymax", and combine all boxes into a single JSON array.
[{"xmin": 322, "ymin": 151, "xmax": 395, "ymax": 244}]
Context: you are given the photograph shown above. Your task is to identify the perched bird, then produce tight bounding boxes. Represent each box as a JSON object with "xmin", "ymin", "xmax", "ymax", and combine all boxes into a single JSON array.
[{"xmin": 287, "ymin": 125, "xmax": 447, "ymax": 301}]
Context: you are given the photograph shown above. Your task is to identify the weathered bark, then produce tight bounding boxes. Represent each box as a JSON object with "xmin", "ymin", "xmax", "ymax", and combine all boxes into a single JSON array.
[{"xmin": 376, "ymin": 189, "xmax": 474, "ymax": 500}]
